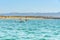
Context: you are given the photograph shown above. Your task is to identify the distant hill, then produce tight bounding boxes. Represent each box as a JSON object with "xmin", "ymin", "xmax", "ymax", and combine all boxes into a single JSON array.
[{"xmin": 0, "ymin": 13, "xmax": 60, "ymax": 17}]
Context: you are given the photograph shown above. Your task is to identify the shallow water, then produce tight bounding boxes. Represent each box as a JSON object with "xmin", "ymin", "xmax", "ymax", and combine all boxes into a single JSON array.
[{"xmin": 0, "ymin": 19, "xmax": 60, "ymax": 40}]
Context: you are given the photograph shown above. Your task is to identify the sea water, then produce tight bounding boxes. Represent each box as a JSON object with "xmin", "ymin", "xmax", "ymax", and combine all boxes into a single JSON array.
[{"xmin": 0, "ymin": 19, "xmax": 60, "ymax": 40}]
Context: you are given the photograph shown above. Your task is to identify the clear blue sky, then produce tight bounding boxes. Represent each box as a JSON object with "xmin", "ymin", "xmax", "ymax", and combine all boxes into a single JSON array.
[{"xmin": 0, "ymin": 0, "xmax": 60, "ymax": 13}]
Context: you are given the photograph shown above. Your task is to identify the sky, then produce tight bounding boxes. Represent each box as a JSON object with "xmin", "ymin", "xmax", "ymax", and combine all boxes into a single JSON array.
[{"xmin": 0, "ymin": 0, "xmax": 60, "ymax": 13}]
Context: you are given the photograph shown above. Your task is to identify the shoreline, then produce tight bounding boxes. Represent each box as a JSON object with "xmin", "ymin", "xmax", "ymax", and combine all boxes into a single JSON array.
[{"xmin": 0, "ymin": 16, "xmax": 60, "ymax": 19}]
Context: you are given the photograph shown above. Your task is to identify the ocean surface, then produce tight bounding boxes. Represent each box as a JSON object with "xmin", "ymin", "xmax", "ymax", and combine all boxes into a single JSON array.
[{"xmin": 0, "ymin": 19, "xmax": 60, "ymax": 40}]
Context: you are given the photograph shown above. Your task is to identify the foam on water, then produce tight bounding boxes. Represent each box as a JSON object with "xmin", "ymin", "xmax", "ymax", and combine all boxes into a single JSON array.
[{"xmin": 0, "ymin": 19, "xmax": 60, "ymax": 40}]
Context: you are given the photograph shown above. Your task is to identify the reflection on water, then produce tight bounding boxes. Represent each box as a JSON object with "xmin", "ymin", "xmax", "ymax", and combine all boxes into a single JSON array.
[{"xmin": 0, "ymin": 19, "xmax": 60, "ymax": 40}]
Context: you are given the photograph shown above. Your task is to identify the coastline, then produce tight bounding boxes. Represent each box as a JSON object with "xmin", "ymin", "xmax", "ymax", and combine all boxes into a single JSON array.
[{"xmin": 0, "ymin": 16, "xmax": 60, "ymax": 19}]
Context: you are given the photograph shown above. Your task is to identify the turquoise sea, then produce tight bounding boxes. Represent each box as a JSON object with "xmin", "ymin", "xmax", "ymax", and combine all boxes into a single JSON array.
[{"xmin": 0, "ymin": 19, "xmax": 60, "ymax": 40}]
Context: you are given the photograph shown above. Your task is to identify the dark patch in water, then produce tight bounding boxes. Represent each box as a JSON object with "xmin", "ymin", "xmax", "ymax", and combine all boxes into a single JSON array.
[
  {"xmin": 54, "ymin": 32, "xmax": 59, "ymax": 35},
  {"xmin": 44, "ymin": 35, "xmax": 51, "ymax": 37},
  {"xmin": 7, "ymin": 28, "xmax": 13, "ymax": 30},
  {"xmin": 39, "ymin": 38, "xmax": 46, "ymax": 40},
  {"xmin": 19, "ymin": 20, "xmax": 24, "ymax": 23},
  {"xmin": 4, "ymin": 39, "xmax": 15, "ymax": 40}
]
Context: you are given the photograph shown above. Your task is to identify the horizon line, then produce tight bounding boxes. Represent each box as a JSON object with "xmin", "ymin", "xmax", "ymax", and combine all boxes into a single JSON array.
[{"xmin": 0, "ymin": 12, "xmax": 60, "ymax": 14}]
